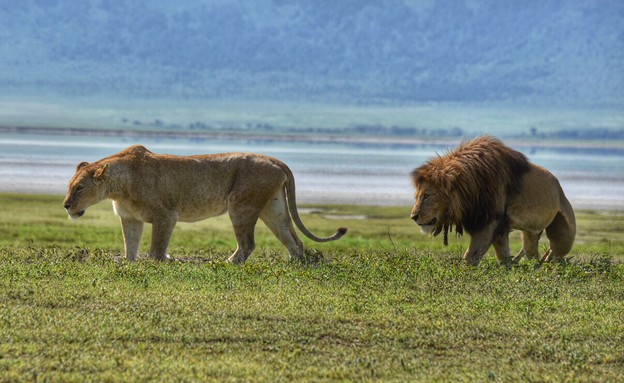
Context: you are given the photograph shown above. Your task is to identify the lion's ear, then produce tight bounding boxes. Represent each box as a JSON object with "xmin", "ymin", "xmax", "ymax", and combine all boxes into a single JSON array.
[
  {"xmin": 93, "ymin": 163, "xmax": 109, "ymax": 181},
  {"xmin": 76, "ymin": 162, "xmax": 89, "ymax": 171}
]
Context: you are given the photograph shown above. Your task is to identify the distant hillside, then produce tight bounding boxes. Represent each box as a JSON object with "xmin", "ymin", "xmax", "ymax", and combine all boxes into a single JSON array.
[{"xmin": 1, "ymin": 0, "xmax": 622, "ymax": 106}]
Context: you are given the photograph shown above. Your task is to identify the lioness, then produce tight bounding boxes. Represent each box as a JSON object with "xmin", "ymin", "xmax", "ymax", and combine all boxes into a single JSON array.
[
  {"xmin": 410, "ymin": 136, "xmax": 576, "ymax": 266},
  {"xmin": 63, "ymin": 145, "xmax": 347, "ymax": 263}
]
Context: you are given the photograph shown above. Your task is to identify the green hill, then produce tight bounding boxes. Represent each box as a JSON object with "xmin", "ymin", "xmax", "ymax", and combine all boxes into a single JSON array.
[{"xmin": 1, "ymin": 0, "xmax": 622, "ymax": 106}]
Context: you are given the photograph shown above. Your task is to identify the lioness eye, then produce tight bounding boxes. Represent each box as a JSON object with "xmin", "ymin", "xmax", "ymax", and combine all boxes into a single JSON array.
[
  {"xmin": 422, "ymin": 194, "xmax": 429, "ymax": 201},
  {"xmin": 76, "ymin": 185, "xmax": 84, "ymax": 192}
]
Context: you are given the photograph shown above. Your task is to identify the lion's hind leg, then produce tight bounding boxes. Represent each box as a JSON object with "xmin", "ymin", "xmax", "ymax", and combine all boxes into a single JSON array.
[
  {"xmin": 260, "ymin": 189, "xmax": 304, "ymax": 261},
  {"xmin": 543, "ymin": 211, "xmax": 576, "ymax": 262},
  {"xmin": 513, "ymin": 231, "xmax": 541, "ymax": 263}
]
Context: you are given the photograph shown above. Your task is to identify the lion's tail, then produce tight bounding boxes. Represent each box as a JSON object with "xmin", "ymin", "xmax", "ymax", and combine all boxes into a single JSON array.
[{"xmin": 277, "ymin": 162, "xmax": 347, "ymax": 243}]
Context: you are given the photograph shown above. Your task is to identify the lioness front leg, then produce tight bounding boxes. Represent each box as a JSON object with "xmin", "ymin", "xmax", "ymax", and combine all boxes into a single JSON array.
[
  {"xmin": 120, "ymin": 217, "xmax": 144, "ymax": 261},
  {"xmin": 463, "ymin": 221, "xmax": 498, "ymax": 266},
  {"xmin": 149, "ymin": 216, "xmax": 177, "ymax": 260}
]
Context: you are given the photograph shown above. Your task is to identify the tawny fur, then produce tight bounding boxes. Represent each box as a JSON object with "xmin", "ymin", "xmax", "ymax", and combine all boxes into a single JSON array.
[
  {"xmin": 63, "ymin": 145, "xmax": 347, "ymax": 263},
  {"xmin": 410, "ymin": 136, "xmax": 576, "ymax": 266}
]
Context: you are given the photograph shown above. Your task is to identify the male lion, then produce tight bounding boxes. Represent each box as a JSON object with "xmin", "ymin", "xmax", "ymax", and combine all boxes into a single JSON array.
[
  {"xmin": 63, "ymin": 145, "xmax": 347, "ymax": 263},
  {"xmin": 410, "ymin": 135, "xmax": 576, "ymax": 266}
]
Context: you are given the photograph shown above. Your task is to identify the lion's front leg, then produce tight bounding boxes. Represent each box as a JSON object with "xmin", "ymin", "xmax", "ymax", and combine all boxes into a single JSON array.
[
  {"xmin": 463, "ymin": 221, "xmax": 498, "ymax": 266},
  {"xmin": 149, "ymin": 216, "xmax": 177, "ymax": 261},
  {"xmin": 120, "ymin": 217, "xmax": 144, "ymax": 261},
  {"xmin": 492, "ymin": 233, "xmax": 512, "ymax": 267}
]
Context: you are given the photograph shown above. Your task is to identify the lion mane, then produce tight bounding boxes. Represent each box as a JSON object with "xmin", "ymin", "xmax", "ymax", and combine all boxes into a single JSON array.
[{"xmin": 411, "ymin": 135, "xmax": 576, "ymax": 266}]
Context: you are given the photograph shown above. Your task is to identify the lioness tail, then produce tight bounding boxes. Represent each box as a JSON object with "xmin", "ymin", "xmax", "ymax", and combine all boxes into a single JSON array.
[{"xmin": 277, "ymin": 162, "xmax": 348, "ymax": 242}]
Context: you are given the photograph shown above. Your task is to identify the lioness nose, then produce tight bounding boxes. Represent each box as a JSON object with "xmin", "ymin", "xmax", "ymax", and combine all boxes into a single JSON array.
[
  {"xmin": 411, "ymin": 214, "xmax": 418, "ymax": 222},
  {"xmin": 64, "ymin": 203, "xmax": 71, "ymax": 210}
]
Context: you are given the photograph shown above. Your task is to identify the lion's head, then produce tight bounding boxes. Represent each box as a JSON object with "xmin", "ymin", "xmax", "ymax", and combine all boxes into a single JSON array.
[
  {"xmin": 410, "ymin": 136, "xmax": 530, "ymax": 245},
  {"xmin": 63, "ymin": 162, "xmax": 110, "ymax": 219},
  {"xmin": 410, "ymin": 165, "xmax": 462, "ymax": 245},
  {"xmin": 410, "ymin": 180, "xmax": 447, "ymax": 235}
]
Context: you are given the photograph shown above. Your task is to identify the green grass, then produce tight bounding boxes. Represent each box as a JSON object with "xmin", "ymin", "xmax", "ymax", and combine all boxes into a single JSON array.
[{"xmin": 1, "ymin": 194, "xmax": 624, "ymax": 382}]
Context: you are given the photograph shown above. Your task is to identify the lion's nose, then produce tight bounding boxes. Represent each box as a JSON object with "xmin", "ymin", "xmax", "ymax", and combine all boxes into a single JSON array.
[
  {"xmin": 411, "ymin": 214, "xmax": 419, "ymax": 222},
  {"xmin": 63, "ymin": 203, "xmax": 71, "ymax": 210}
]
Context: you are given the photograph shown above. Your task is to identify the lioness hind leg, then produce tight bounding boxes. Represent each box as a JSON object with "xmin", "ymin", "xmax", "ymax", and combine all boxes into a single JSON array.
[
  {"xmin": 149, "ymin": 217, "xmax": 177, "ymax": 260},
  {"xmin": 260, "ymin": 190, "xmax": 304, "ymax": 261},
  {"xmin": 228, "ymin": 222, "xmax": 257, "ymax": 264},
  {"xmin": 227, "ymin": 207, "xmax": 260, "ymax": 264},
  {"xmin": 227, "ymin": 167, "xmax": 287, "ymax": 264}
]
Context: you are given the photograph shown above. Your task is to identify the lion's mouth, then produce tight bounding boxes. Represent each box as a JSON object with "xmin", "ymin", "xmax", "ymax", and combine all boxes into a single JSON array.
[
  {"xmin": 417, "ymin": 217, "xmax": 438, "ymax": 234},
  {"xmin": 68, "ymin": 210, "xmax": 85, "ymax": 220},
  {"xmin": 418, "ymin": 218, "xmax": 437, "ymax": 227}
]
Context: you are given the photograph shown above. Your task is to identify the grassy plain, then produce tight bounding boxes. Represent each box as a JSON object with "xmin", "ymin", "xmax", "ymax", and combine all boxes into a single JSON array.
[{"xmin": 1, "ymin": 193, "xmax": 623, "ymax": 382}]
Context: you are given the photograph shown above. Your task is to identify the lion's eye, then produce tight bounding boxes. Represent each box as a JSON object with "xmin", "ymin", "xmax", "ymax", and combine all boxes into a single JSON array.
[
  {"xmin": 422, "ymin": 194, "xmax": 430, "ymax": 201},
  {"xmin": 76, "ymin": 185, "xmax": 84, "ymax": 193}
]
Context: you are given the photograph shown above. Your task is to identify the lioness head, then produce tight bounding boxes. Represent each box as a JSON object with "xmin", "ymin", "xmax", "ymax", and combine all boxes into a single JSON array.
[
  {"xmin": 410, "ymin": 181, "xmax": 446, "ymax": 235},
  {"xmin": 63, "ymin": 162, "xmax": 109, "ymax": 220}
]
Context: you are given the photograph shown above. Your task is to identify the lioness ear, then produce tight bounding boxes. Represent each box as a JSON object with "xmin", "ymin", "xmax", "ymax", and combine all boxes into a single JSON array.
[
  {"xmin": 76, "ymin": 162, "xmax": 89, "ymax": 171},
  {"xmin": 93, "ymin": 163, "xmax": 109, "ymax": 181}
]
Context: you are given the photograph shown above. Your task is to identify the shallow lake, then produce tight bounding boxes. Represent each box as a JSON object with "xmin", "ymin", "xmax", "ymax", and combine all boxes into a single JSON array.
[{"xmin": 1, "ymin": 132, "xmax": 623, "ymax": 210}]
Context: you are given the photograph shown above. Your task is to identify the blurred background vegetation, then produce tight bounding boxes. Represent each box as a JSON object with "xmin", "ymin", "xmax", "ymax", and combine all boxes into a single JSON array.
[{"xmin": 1, "ymin": 0, "xmax": 622, "ymax": 107}]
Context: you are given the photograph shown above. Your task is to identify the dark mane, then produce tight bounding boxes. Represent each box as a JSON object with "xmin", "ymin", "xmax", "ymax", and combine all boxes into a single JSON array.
[{"xmin": 412, "ymin": 135, "xmax": 531, "ymax": 237}]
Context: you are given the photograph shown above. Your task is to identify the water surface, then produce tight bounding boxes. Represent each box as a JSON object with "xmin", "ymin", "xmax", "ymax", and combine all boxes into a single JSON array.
[{"xmin": 1, "ymin": 133, "xmax": 623, "ymax": 210}]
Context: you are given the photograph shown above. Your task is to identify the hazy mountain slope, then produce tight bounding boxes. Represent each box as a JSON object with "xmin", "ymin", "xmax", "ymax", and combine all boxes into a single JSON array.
[{"xmin": 1, "ymin": 0, "xmax": 622, "ymax": 105}]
